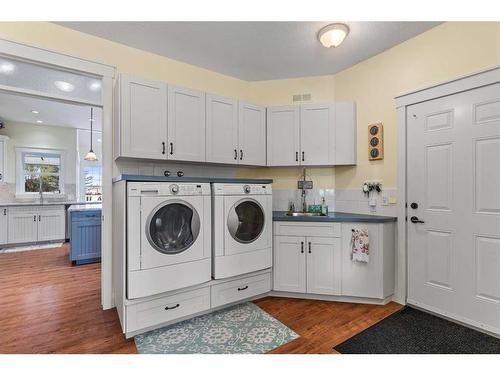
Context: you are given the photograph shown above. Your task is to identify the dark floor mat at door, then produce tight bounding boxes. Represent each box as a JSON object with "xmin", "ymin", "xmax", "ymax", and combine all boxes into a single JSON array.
[{"xmin": 334, "ymin": 307, "xmax": 500, "ymax": 354}]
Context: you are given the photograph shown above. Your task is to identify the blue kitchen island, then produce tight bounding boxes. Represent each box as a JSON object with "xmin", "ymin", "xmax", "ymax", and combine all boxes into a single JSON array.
[{"xmin": 68, "ymin": 204, "xmax": 102, "ymax": 265}]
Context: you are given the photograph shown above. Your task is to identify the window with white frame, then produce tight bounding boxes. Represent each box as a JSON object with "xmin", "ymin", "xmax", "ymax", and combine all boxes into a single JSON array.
[
  {"xmin": 80, "ymin": 162, "xmax": 102, "ymax": 201},
  {"xmin": 17, "ymin": 148, "xmax": 64, "ymax": 195}
]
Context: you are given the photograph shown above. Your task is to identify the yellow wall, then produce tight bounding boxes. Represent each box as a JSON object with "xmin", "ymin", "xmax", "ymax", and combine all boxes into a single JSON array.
[
  {"xmin": 1, "ymin": 22, "xmax": 499, "ymax": 190},
  {"xmin": 240, "ymin": 22, "xmax": 500, "ymax": 189}
]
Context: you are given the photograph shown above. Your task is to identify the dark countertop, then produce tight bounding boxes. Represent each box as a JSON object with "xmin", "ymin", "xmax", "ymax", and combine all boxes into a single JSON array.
[
  {"xmin": 113, "ymin": 174, "xmax": 273, "ymax": 184},
  {"xmin": 0, "ymin": 201, "xmax": 101, "ymax": 208},
  {"xmin": 273, "ymin": 211, "xmax": 397, "ymax": 223}
]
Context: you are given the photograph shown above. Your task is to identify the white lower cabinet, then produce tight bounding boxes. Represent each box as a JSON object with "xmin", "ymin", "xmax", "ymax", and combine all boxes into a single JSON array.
[
  {"xmin": 0, "ymin": 207, "xmax": 8, "ymax": 245},
  {"xmin": 7, "ymin": 205, "xmax": 66, "ymax": 245},
  {"xmin": 273, "ymin": 234, "xmax": 341, "ymax": 295},
  {"xmin": 273, "ymin": 221, "xmax": 395, "ymax": 301}
]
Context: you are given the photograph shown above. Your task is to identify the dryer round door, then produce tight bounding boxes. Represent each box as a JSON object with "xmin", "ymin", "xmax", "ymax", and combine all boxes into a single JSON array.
[
  {"xmin": 227, "ymin": 198, "xmax": 265, "ymax": 244},
  {"xmin": 146, "ymin": 200, "xmax": 201, "ymax": 254}
]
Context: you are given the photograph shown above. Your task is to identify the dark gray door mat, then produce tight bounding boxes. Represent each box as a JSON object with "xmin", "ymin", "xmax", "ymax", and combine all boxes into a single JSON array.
[{"xmin": 334, "ymin": 307, "xmax": 500, "ymax": 354}]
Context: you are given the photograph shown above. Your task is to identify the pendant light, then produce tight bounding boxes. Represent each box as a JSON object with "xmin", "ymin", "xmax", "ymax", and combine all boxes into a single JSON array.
[{"xmin": 84, "ymin": 107, "xmax": 98, "ymax": 161}]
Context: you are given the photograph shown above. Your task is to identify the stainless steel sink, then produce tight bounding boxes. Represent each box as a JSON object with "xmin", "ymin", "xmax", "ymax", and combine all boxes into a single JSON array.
[{"xmin": 285, "ymin": 212, "xmax": 327, "ymax": 217}]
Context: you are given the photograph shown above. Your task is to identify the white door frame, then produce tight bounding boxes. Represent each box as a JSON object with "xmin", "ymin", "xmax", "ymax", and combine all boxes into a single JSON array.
[
  {"xmin": 0, "ymin": 38, "xmax": 116, "ymax": 309},
  {"xmin": 394, "ymin": 65, "xmax": 500, "ymax": 305}
]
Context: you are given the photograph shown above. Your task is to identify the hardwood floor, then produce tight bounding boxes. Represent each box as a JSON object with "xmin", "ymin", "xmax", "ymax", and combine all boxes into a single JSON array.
[{"xmin": 0, "ymin": 244, "xmax": 402, "ymax": 354}]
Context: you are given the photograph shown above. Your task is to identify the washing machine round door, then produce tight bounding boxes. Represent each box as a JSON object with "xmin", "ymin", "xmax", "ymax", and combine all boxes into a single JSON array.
[
  {"xmin": 227, "ymin": 199, "xmax": 265, "ymax": 244},
  {"xmin": 146, "ymin": 201, "xmax": 200, "ymax": 254}
]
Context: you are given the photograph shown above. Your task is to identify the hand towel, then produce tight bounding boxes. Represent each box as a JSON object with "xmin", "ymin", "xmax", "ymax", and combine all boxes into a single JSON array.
[{"xmin": 351, "ymin": 229, "xmax": 369, "ymax": 263}]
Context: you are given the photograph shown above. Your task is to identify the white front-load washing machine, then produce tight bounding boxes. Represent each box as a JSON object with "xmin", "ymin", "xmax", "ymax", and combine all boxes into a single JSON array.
[
  {"xmin": 127, "ymin": 182, "xmax": 211, "ymax": 299},
  {"xmin": 212, "ymin": 183, "xmax": 272, "ymax": 279}
]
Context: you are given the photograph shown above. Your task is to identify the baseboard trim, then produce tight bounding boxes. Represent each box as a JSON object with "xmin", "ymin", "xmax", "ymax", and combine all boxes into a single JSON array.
[{"xmin": 269, "ymin": 291, "xmax": 393, "ymax": 305}]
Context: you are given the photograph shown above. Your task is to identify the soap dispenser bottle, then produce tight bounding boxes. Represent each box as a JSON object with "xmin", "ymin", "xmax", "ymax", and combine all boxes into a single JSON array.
[{"xmin": 321, "ymin": 197, "xmax": 328, "ymax": 215}]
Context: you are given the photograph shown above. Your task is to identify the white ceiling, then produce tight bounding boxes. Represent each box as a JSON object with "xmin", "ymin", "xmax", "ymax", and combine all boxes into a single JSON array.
[
  {"xmin": 0, "ymin": 91, "xmax": 102, "ymax": 131},
  {"xmin": 57, "ymin": 21, "xmax": 440, "ymax": 81}
]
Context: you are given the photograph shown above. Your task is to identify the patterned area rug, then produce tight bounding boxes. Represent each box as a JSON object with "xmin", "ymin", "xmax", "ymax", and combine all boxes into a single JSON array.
[{"xmin": 135, "ymin": 302, "xmax": 299, "ymax": 354}]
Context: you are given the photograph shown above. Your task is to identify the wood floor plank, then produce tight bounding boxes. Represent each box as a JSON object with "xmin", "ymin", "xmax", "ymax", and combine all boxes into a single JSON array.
[{"xmin": 0, "ymin": 244, "xmax": 402, "ymax": 354}]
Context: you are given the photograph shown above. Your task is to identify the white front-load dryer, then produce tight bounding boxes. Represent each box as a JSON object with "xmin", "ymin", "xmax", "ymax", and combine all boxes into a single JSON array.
[
  {"xmin": 127, "ymin": 182, "xmax": 211, "ymax": 299},
  {"xmin": 212, "ymin": 183, "xmax": 272, "ymax": 279}
]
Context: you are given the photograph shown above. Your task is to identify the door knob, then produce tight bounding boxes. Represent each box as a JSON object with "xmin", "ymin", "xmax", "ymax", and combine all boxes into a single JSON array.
[{"xmin": 410, "ymin": 216, "xmax": 425, "ymax": 224}]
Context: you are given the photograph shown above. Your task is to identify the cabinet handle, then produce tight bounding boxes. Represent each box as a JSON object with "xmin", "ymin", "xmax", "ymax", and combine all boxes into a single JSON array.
[
  {"xmin": 234, "ymin": 149, "xmax": 238, "ymax": 160},
  {"xmin": 38, "ymin": 215, "xmax": 41, "ymax": 222},
  {"xmin": 162, "ymin": 142, "xmax": 166, "ymax": 155},
  {"xmin": 240, "ymin": 149, "xmax": 243, "ymax": 160},
  {"xmin": 300, "ymin": 241, "xmax": 304, "ymax": 253},
  {"xmin": 170, "ymin": 142, "xmax": 174, "ymax": 155},
  {"xmin": 33, "ymin": 215, "xmax": 36, "ymax": 222},
  {"xmin": 302, "ymin": 151, "xmax": 305, "ymax": 162},
  {"xmin": 295, "ymin": 151, "xmax": 298, "ymax": 162},
  {"xmin": 3, "ymin": 208, "xmax": 6, "ymax": 216},
  {"xmin": 237, "ymin": 286, "xmax": 249, "ymax": 291},
  {"xmin": 165, "ymin": 303, "xmax": 180, "ymax": 310},
  {"xmin": 308, "ymin": 242, "xmax": 311, "ymax": 254}
]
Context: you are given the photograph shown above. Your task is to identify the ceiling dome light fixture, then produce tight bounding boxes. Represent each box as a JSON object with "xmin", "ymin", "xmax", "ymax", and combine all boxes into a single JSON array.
[
  {"xmin": 54, "ymin": 80, "xmax": 75, "ymax": 92},
  {"xmin": 88, "ymin": 81, "xmax": 102, "ymax": 91},
  {"xmin": 0, "ymin": 60, "xmax": 15, "ymax": 74},
  {"xmin": 318, "ymin": 23, "xmax": 350, "ymax": 48}
]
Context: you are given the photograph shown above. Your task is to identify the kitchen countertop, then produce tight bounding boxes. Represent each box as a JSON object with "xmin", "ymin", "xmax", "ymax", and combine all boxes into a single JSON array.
[
  {"xmin": 68, "ymin": 204, "xmax": 102, "ymax": 212},
  {"xmin": 113, "ymin": 174, "xmax": 273, "ymax": 184},
  {"xmin": 273, "ymin": 211, "xmax": 397, "ymax": 223},
  {"xmin": 0, "ymin": 201, "xmax": 102, "ymax": 207}
]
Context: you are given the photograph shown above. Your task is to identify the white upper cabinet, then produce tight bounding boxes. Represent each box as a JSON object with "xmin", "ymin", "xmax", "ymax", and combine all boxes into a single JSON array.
[
  {"xmin": 116, "ymin": 74, "xmax": 168, "ymax": 160},
  {"xmin": 334, "ymin": 101, "xmax": 357, "ymax": 165},
  {"xmin": 206, "ymin": 94, "xmax": 238, "ymax": 164},
  {"xmin": 300, "ymin": 103, "xmax": 335, "ymax": 166},
  {"xmin": 266, "ymin": 106, "xmax": 300, "ymax": 166},
  {"xmin": 238, "ymin": 102, "xmax": 266, "ymax": 166},
  {"xmin": 167, "ymin": 86, "xmax": 206, "ymax": 162},
  {"xmin": 266, "ymin": 102, "xmax": 356, "ymax": 167}
]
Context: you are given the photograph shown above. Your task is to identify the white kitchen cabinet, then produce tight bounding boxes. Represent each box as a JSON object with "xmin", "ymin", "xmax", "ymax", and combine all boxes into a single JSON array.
[
  {"xmin": 341, "ymin": 222, "xmax": 395, "ymax": 299},
  {"xmin": 0, "ymin": 207, "xmax": 8, "ymax": 245},
  {"xmin": 238, "ymin": 102, "xmax": 266, "ymax": 166},
  {"xmin": 273, "ymin": 236, "xmax": 306, "ymax": 293},
  {"xmin": 306, "ymin": 236, "xmax": 341, "ymax": 295},
  {"xmin": 206, "ymin": 94, "xmax": 238, "ymax": 164},
  {"xmin": 267, "ymin": 106, "xmax": 300, "ymax": 166},
  {"xmin": 0, "ymin": 135, "xmax": 7, "ymax": 183},
  {"xmin": 167, "ymin": 85, "xmax": 206, "ymax": 162},
  {"xmin": 267, "ymin": 102, "xmax": 356, "ymax": 166},
  {"xmin": 300, "ymin": 103, "xmax": 335, "ymax": 166},
  {"xmin": 37, "ymin": 206, "xmax": 66, "ymax": 242},
  {"xmin": 7, "ymin": 205, "xmax": 66, "ymax": 245},
  {"xmin": 115, "ymin": 74, "xmax": 168, "ymax": 160},
  {"xmin": 335, "ymin": 101, "xmax": 357, "ymax": 165},
  {"xmin": 8, "ymin": 207, "xmax": 38, "ymax": 244}
]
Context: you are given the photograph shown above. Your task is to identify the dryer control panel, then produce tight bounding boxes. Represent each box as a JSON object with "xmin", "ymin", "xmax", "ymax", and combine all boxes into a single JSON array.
[
  {"xmin": 128, "ymin": 182, "xmax": 211, "ymax": 196},
  {"xmin": 212, "ymin": 183, "xmax": 273, "ymax": 196}
]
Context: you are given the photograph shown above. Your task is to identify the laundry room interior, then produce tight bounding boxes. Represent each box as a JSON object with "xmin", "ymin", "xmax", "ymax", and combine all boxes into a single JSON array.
[{"xmin": 0, "ymin": 1, "xmax": 499, "ymax": 372}]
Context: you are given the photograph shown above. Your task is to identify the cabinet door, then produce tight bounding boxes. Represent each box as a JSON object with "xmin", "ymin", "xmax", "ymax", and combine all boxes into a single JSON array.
[
  {"xmin": 167, "ymin": 85, "xmax": 206, "ymax": 162},
  {"xmin": 206, "ymin": 94, "xmax": 238, "ymax": 164},
  {"xmin": 119, "ymin": 74, "xmax": 168, "ymax": 159},
  {"xmin": 335, "ymin": 101, "xmax": 357, "ymax": 165},
  {"xmin": 306, "ymin": 236, "xmax": 341, "ymax": 295},
  {"xmin": 37, "ymin": 207, "xmax": 66, "ymax": 241},
  {"xmin": 341, "ymin": 223, "xmax": 383, "ymax": 298},
  {"xmin": 267, "ymin": 106, "xmax": 300, "ymax": 166},
  {"xmin": 0, "ymin": 207, "xmax": 7, "ymax": 245},
  {"xmin": 8, "ymin": 208, "xmax": 38, "ymax": 244},
  {"xmin": 273, "ymin": 236, "xmax": 306, "ymax": 293},
  {"xmin": 238, "ymin": 102, "xmax": 266, "ymax": 166},
  {"xmin": 300, "ymin": 103, "xmax": 335, "ymax": 166}
]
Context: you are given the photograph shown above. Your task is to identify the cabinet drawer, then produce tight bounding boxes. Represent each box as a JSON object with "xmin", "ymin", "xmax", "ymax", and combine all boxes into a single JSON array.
[
  {"xmin": 211, "ymin": 273, "xmax": 271, "ymax": 308},
  {"xmin": 274, "ymin": 221, "xmax": 341, "ymax": 237},
  {"xmin": 126, "ymin": 287, "xmax": 210, "ymax": 333}
]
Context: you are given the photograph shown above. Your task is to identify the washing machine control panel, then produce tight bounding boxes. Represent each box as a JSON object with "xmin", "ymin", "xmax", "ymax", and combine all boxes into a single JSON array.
[{"xmin": 128, "ymin": 182, "xmax": 210, "ymax": 196}]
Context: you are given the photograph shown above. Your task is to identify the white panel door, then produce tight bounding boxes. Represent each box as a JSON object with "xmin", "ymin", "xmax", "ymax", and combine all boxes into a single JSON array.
[
  {"xmin": 8, "ymin": 208, "xmax": 38, "ymax": 244},
  {"xmin": 168, "ymin": 85, "xmax": 206, "ymax": 162},
  {"xmin": 37, "ymin": 207, "xmax": 66, "ymax": 241},
  {"xmin": 267, "ymin": 106, "xmax": 300, "ymax": 166},
  {"xmin": 273, "ymin": 236, "xmax": 306, "ymax": 293},
  {"xmin": 119, "ymin": 74, "xmax": 168, "ymax": 159},
  {"xmin": 306, "ymin": 236, "xmax": 341, "ymax": 295},
  {"xmin": 407, "ymin": 83, "xmax": 500, "ymax": 334},
  {"xmin": 0, "ymin": 207, "xmax": 7, "ymax": 245},
  {"xmin": 300, "ymin": 103, "xmax": 335, "ymax": 166},
  {"xmin": 206, "ymin": 94, "xmax": 238, "ymax": 164},
  {"xmin": 238, "ymin": 102, "xmax": 266, "ymax": 166}
]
